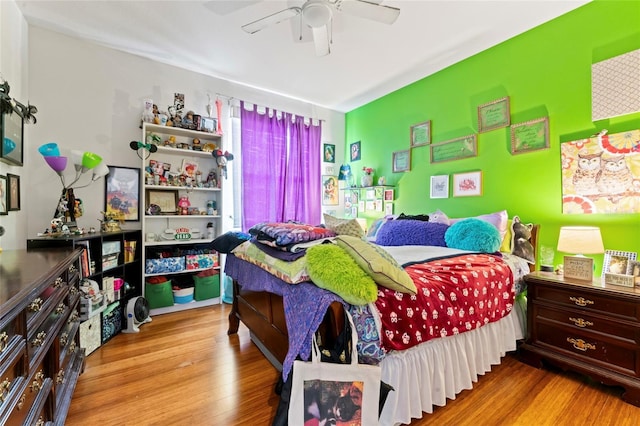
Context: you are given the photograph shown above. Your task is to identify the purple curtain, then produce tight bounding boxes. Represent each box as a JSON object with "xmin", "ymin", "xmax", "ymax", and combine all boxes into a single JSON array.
[{"xmin": 240, "ymin": 102, "xmax": 321, "ymax": 231}]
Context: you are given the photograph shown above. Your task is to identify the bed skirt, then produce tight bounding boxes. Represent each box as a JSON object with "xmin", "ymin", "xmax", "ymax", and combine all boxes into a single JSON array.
[{"xmin": 380, "ymin": 309, "xmax": 520, "ymax": 426}]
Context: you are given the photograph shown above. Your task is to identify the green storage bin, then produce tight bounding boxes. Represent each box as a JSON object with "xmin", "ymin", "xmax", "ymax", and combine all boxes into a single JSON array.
[
  {"xmin": 194, "ymin": 273, "xmax": 220, "ymax": 301},
  {"xmin": 145, "ymin": 280, "xmax": 173, "ymax": 309}
]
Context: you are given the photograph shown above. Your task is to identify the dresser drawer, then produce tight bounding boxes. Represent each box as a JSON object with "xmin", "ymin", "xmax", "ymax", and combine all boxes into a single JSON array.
[
  {"xmin": 535, "ymin": 285, "xmax": 640, "ymax": 323},
  {"xmin": 27, "ymin": 291, "xmax": 70, "ymax": 368},
  {"xmin": 536, "ymin": 322, "xmax": 639, "ymax": 377},
  {"xmin": 535, "ymin": 305, "xmax": 640, "ymax": 345},
  {"xmin": 0, "ymin": 314, "xmax": 25, "ymax": 366},
  {"xmin": 26, "ymin": 285, "xmax": 69, "ymax": 333},
  {"xmin": 0, "ymin": 343, "xmax": 27, "ymax": 415},
  {"xmin": 2, "ymin": 361, "xmax": 48, "ymax": 426}
]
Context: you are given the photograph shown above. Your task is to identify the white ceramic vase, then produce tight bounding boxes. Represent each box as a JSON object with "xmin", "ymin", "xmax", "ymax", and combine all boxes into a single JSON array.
[{"xmin": 361, "ymin": 174, "xmax": 373, "ymax": 187}]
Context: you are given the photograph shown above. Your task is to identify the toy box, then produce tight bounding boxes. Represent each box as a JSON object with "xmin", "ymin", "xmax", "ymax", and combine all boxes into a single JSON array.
[
  {"xmin": 101, "ymin": 301, "xmax": 122, "ymax": 344},
  {"xmin": 145, "ymin": 256, "xmax": 185, "ymax": 274}
]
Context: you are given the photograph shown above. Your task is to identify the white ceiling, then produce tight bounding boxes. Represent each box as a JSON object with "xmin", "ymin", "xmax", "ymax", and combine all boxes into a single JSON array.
[{"xmin": 16, "ymin": 0, "xmax": 589, "ymax": 113}]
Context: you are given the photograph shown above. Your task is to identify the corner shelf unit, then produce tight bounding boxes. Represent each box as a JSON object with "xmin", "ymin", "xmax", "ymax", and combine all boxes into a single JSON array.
[{"xmin": 141, "ymin": 123, "xmax": 224, "ymax": 315}]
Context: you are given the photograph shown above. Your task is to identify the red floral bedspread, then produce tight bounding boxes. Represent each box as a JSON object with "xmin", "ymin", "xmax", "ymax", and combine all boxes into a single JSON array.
[{"xmin": 375, "ymin": 253, "xmax": 515, "ymax": 352}]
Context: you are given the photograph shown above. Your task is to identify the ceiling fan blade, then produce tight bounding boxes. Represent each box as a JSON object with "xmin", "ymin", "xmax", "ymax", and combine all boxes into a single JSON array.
[
  {"xmin": 241, "ymin": 7, "xmax": 301, "ymax": 34},
  {"xmin": 311, "ymin": 25, "xmax": 330, "ymax": 56},
  {"xmin": 336, "ymin": 0, "xmax": 400, "ymax": 25}
]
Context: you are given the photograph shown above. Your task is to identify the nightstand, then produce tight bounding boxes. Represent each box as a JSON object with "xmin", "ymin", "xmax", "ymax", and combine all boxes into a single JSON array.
[{"xmin": 520, "ymin": 271, "xmax": 640, "ymax": 407}]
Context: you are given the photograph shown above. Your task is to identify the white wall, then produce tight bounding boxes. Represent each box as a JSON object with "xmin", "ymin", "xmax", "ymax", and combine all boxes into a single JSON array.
[
  {"xmin": 0, "ymin": 0, "xmax": 29, "ymax": 250},
  {"xmin": 25, "ymin": 26, "xmax": 345, "ymax": 239}
]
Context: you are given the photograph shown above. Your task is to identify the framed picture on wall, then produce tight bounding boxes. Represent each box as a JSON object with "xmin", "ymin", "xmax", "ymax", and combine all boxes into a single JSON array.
[
  {"xmin": 350, "ymin": 141, "xmax": 361, "ymax": 161},
  {"xmin": 7, "ymin": 173, "xmax": 20, "ymax": 211},
  {"xmin": 392, "ymin": 150, "xmax": 411, "ymax": 172},
  {"xmin": 322, "ymin": 175, "xmax": 339, "ymax": 205},
  {"xmin": 410, "ymin": 120, "xmax": 431, "ymax": 147},
  {"xmin": 510, "ymin": 117, "xmax": 549, "ymax": 154},
  {"xmin": 0, "ymin": 110, "xmax": 24, "ymax": 166},
  {"xmin": 430, "ymin": 175, "xmax": 449, "ymax": 199},
  {"xmin": 323, "ymin": 143, "xmax": 335, "ymax": 163},
  {"xmin": 477, "ymin": 97, "xmax": 510, "ymax": 133},
  {"xmin": 453, "ymin": 171, "xmax": 482, "ymax": 197},
  {"xmin": 105, "ymin": 166, "xmax": 140, "ymax": 220}
]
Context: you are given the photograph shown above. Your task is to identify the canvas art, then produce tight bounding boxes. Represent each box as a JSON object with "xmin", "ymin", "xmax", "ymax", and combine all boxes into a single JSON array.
[
  {"xmin": 561, "ymin": 129, "xmax": 640, "ymax": 214},
  {"xmin": 322, "ymin": 175, "xmax": 338, "ymax": 206}
]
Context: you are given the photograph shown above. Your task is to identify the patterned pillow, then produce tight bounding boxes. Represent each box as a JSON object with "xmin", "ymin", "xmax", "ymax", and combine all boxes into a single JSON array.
[
  {"xmin": 323, "ymin": 214, "xmax": 364, "ymax": 238},
  {"xmin": 335, "ymin": 235, "xmax": 416, "ymax": 294},
  {"xmin": 232, "ymin": 241, "xmax": 310, "ymax": 284},
  {"xmin": 306, "ymin": 243, "xmax": 378, "ymax": 305}
]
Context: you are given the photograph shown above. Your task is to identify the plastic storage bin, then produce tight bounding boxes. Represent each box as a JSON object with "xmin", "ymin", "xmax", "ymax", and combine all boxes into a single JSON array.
[
  {"xmin": 173, "ymin": 287, "xmax": 194, "ymax": 304},
  {"xmin": 145, "ymin": 281, "xmax": 174, "ymax": 309},
  {"xmin": 102, "ymin": 301, "xmax": 122, "ymax": 344}
]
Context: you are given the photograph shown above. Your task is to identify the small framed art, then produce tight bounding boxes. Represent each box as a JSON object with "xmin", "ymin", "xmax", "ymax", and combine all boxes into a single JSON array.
[
  {"xmin": 7, "ymin": 173, "xmax": 20, "ymax": 211},
  {"xmin": 430, "ymin": 175, "xmax": 449, "ymax": 199},
  {"xmin": 322, "ymin": 175, "xmax": 339, "ymax": 206},
  {"xmin": 563, "ymin": 256, "xmax": 594, "ymax": 282},
  {"xmin": 0, "ymin": 175, "xmax": 7, "ymax": 215},
  {"xmin": 453, "ymin": 171, "xmax": 482, "ymax": 197},
  {"xmin": 350, "ymin": 141, "xmax": 361, "ymax": 162},
  {"xmin": 147, "ymin": 189, "xmax": 178, "ymax": 214},
  {"xmin": 384, "ymin": 202, "xmax": 394, "ymax": 216},
  {"xmin": 478, "ymin": 97, "xmax": 510, "ymax": 133},
  {"xmin": 323, "ymin": 143, "xmax": 335, "ymax": 163},
  {"xmin": 430, "ymin": 134, "xmax": 477, "ymax": 163},
  {"xmin": 410, "ymin": 120, "xmax": 431, "ymax": 147},
  {"xmin": 105, "ymin": 166, "xmax": 140, "ymax": 221},
  {"xmin": 510, "ymin": 117, "xmax": 549, "ymax": 154},
  {"xmin": 392, "ymin": 150, "xmax": 411, "ymax": 172},
  {"xmin": 602, "ymin": 250, "xmax": 637, "ymax": 278},
  {"xmin": 384, "ymin": 189, "xmax": 394, "ymax": 201},
  {"xmin": 629, "ymin": 260, "xmax": 640, "ymax": 287},
  {"xmin": 1, "ymin": 110, "xmax": 24, "ymax": 166}
]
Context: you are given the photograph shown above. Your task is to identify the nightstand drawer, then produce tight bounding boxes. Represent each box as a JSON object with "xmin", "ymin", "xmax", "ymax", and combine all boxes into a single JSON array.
[
  {"xmin": 536, "ymin": 285, "xmax": 640, "ymax": 323},
  {"xmin": 536, "ymin": 322, "xmax": 639, "ymax": 377},
  {"xmin": 535, "ymin": 305, "xmax": 640, "ymax": 344}
]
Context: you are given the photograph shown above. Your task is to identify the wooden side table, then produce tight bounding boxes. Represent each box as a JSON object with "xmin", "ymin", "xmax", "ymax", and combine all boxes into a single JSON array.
[{"xmin": 520, "ymin": 271, "xmax": 640, "ymax": 406}]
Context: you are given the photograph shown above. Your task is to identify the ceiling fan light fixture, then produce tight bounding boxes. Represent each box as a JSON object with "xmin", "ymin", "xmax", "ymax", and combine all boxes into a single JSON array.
[{"xmin": 303, "ymin": 1, "xmax": 332, "ymax": 28}]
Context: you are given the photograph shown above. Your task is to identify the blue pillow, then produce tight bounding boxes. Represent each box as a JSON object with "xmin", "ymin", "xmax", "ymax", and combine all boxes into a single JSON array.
[
  {"xmin": 444, "ymin": 218, "xmax": 501, "ymax": 253},
  {"xmin": 376, "ymin": 220, "xmax": 449, "ymax": 246}
]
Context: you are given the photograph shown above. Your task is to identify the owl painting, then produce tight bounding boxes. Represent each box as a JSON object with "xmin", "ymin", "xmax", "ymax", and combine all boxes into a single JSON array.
[
  {"xmin": 572, "ymin": 150, "xmax": 602, "ymax": 195},
  {"xmin": 597, "ymin": 154, "xmax": 634, "ymax": 194}
]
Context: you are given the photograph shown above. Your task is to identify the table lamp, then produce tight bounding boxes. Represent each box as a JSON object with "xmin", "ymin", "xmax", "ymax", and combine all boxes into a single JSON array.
[{"xmin": 557, "ymin": 226, "xmax": 604, "ymax": 281}]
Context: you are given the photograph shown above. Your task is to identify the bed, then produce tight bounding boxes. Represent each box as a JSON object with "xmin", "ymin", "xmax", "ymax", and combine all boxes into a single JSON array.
[{"xmin": 225, "ymin": 212, "xmax": 538, "ymax": 425}]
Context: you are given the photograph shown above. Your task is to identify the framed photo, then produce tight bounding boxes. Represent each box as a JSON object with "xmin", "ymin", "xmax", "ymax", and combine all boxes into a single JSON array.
[
  {"xmin": 322, "ymin": 175, "xmax": 339, "ymax": 206},
  {"xmin": 147, "ymin": 189, "xmax": 178, "ymax": 214},
  {"xmin": 430, "ymin": 175, "xmax": 449, "ymax": 199},
  {"xmin": 105, "ymin": 166, "xmax": 140, "ymax": 220},
  {"xmin": 7, "ymin": 173, "xmax": 20, "ymax": 211},
  {"xmin": 629, "ymin": 260, "xmax": 640, "ymax": 287},
  {"xmin": 365, "ymin": 188, "xmax": 376, "ymax": 200},
  {"xmin": 350, "ymin": 141, "xmax": 361, "ymax": 162},
  {"xmin": 181, "ymin": 159, "xmax": 199, "ymax": 180},
  {"xmin": 384, "ymin": 202, "xmax": 394, "ymax": 216},
  {"xmin": 602, "ymin": 250, "xmax": 637, "ymax": 278},
  {"xmin": 323, "ymin": 143, "xmax": 335, "ymax": 163},
  {"xmin": 392, "ymin": 150, "xmax": 411, "ymax": 172},
  {"xmin": 478, "ymin": 97, "xmax": 510, "ymax": 133},
  {"xmin": 453, "ymin": 171, "xmax": 482, "ymax": 197},
  {"xmin": 0, "ymin": 175, "xmax": 7, "ymax": 215},
  {"xmin": 510, "ymin": 117, "xmax": 549, "ymax": 154},
  {"xmin": 430, "ymin": 134, "xmax": 477, "ymax": 163},
  {"xmin": 384, "ymin": 189, "xmax": 394, "ymax": 201},
  {"xmin": 410, "ymin": 120, "xmax": 431, "ymax": 147},
  {"xmin": 0, "ymin": 110, "xmax": 24, "ymax": 166}
]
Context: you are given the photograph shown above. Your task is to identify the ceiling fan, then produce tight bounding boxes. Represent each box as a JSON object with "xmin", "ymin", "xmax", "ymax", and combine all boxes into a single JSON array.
[{"xmin": 241, "ymin": 0, "xmax": 400, "ymax": 56}]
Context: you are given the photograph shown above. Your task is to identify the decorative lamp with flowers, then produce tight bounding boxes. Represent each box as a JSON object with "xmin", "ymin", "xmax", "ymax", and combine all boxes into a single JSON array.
[{"xmin": 361, "ymin": 166, "xmax": 374, "ymax": 187}]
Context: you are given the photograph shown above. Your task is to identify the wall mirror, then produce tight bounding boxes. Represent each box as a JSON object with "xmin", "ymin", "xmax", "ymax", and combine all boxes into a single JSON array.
[{"xmin": 1, "ymin": 111, "xmax": 24, "ymax": 166}]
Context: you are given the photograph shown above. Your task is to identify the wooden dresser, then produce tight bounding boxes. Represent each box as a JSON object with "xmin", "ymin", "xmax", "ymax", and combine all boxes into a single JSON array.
[
  {"xmin": 0, "ymin": 248, "xmax": 85, "ymax": 425},
  {"xmin": 520, "ymin": 271, "xmax": 640, "ymax": 406}
]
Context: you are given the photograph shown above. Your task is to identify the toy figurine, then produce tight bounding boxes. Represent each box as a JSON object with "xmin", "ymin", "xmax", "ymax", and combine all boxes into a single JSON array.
[{"xmin": 177, "ymin": 196, "xmax": 191, "ymax": 215}]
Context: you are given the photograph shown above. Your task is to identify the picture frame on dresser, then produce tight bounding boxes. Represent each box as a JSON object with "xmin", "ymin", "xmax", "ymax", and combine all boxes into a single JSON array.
[{"xmin": 105, "ymin": 166, "xmax": 140, "ymax": 221}]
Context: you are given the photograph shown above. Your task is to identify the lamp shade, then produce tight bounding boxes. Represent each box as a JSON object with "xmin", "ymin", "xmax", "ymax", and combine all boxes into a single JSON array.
[
  {"xmin": 38, "ymin": 142, "xmax": 60, "ymax": 157},
  {"xmin": 557, "ymin": 226, "xmax": 604, "ymax": 255},
  {"xmin": 91, "ymin": 162, "xmax": 110, "ymax": 181},
  {"xmin": 81, "ymin": 152, "xmax": 102, "ymax": 170},
  {"xmin": 44, "ymin": 156, "xmax": 68, "ymax": 174},
  {"xmin": 71, "ymin": 150, "xmax": 85, "ymax": 172}
]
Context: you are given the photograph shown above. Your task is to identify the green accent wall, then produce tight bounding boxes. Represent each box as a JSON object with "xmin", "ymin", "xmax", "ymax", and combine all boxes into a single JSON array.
[{"xmin": 345, "ymin": 0, "xmax": 640, "ymax": 274}]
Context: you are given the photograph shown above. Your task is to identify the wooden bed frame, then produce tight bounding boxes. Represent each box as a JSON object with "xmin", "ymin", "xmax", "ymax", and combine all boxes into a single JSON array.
[{"xmin": 227, "ymin": 225, "xmax": 538, "ymax": 370}]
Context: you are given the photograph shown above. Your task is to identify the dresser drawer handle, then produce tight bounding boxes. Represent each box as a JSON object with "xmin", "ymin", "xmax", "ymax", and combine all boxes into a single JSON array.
[
  {"xmin": 54, "ymin": 277, "xmax": 64, "ymax": 288},
  {"xmin": 29, "ymin": 379, "xmax": 41, "ymax": 393},
  {"xmin": 567, "ymin": 337, "xmax": 596, "ymax": 352},
  {"xmin": 56, "ymin": 370, "xmax": 65, "ymax": 385},
  {"xmin": 55, "ymin": 302, "xmax": 67, "ymax": 315},
  {"xmin": 69, "ymin": 264, "xmax": 77, "ymax": 274},
  {"xmin": 569, "ymin": 317, "xmax": 593, "ymax": 328},
  {"xmin": 0, "ymin": 378, "xmax": 11, "ymax": 403},
  {"xmin": 36, "ymin": 416, "xmax": 45, "ymax": 426},
  {"xmin": 60, "ymin": 332, "xmax": 69, "ymax": 347},
  {"xmin": 569, "ymin": 296, "xmax": 594, "ymax": 307},
  {"xmin": 31, "ymin": 331, "xmax": 47, "ymax": 348},
  {"xmin": 69, "ymin": 286, "xmax": 78, "ymax": 297},
  {"xmin": 0, "ymin": 332, "xmax": 7, "ymax": 353},
  {"xmin": 68, "ymin": 311, "xmax": 79, "ymax": 324},
  {"xmin": 28, "ymin": 297, "xmax": 43, "ymax": 312},
  {"xmin": 16, "ymin": 393, "xmax": 26, "ymax": 410},
  {"xmin": 68, "ymin": 341, "xmax": 77, "ymax": 355}
]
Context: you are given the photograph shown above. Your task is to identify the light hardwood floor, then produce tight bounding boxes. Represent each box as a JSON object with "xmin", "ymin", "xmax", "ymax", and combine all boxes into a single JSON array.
[{"xmin": 67, "ymin": 303, "xmax": 640, "ymax": 425}]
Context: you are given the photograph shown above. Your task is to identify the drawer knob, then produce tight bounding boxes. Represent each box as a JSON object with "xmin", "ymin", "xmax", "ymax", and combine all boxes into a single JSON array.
[
  {"xmin": 54, "ymin": 277, "xmax": 65, "ymax": 288},
  {"xmin": 60, "ymin": 332, "xmax": 69, "ymax": 347},
  {"xmin": 0, "ymin": 332, "xmax": 7, "ymax": 353},
  {"xmin": 28, "ymin": 297, "xmax": 43, "ymax": 312},
  {"xmin": 56, "ymin": 370, "xmax": 65, "ymax": 385},
  {"xmin": 569, "ymin": 296, "xmax": 594, "ymax": 307},
  {"xmin": 68, "ymin": 341, "xmax": 77, "ymax": 355},
  {"xmin": 569, "ymin": 317, "xmax": 594, "ymax": 328},
  {"xmin": 567, "ymin": 337, "xmax": 596, "ymax": 352},
  {"xmin": 36, "ymin": 416, "xmax": 45, "ymax": 426},
  {"xmin": 1, "ymin": 378, "xmax": 11, "ymax": 403},
  {"xmin": 31, "ymin": 331, "xmax": 47, "ymax": 348},
  {"xmin": 55, "ymin": 302, "xmax": 67, "ymax": 315},
  {"xmin": 16, "ymin": 393, "xmax": 26, "ymax": 410}
]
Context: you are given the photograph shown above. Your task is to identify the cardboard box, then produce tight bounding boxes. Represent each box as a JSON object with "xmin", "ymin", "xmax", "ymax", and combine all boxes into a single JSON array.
[{"xmin": 79, "ymin": 314, "xmax": 101, "ymax": 355}]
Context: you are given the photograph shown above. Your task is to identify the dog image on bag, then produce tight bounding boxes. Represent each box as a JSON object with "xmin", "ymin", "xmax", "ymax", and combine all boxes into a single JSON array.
[{"xmin": 303, "ymin": 380, "xmax": 363, "ymax": 426}]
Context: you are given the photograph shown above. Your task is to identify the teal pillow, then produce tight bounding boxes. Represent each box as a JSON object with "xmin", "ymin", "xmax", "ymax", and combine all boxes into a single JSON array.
[
  {"xmin": 306, "ymin": 243, "xmax": 377, "ymax": 305},
  {"xmin": 445, "ymin": 218, "xmax": 501, "ymax": 253}
]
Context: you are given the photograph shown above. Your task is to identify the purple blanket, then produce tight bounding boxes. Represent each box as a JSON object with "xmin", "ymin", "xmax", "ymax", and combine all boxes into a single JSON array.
[{"xmin": 225, "ymin": 255, "xmax": 344, "ymax": 380}]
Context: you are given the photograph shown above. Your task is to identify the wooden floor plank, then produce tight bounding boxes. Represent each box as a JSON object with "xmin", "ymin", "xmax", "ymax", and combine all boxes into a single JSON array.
[{"xmin": 67, "ymin": 303, "xmax": 640, "ymax": 425}]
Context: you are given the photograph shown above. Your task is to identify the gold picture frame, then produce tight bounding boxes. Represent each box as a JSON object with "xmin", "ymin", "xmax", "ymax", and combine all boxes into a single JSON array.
[
  {"xmin": 510, "ymin": 117, "xmax": 549, "ymax": 154},
  {"xmin": 410, "ymin": 120, "xmax": 431, "ymax": 147},
  {"xmin": 477, "ymin": 97, "xmax": 510, "ymax": 133},
  {"xmin": 146, "ymin": 189, "xmax": 178, "ymax": 214}
]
